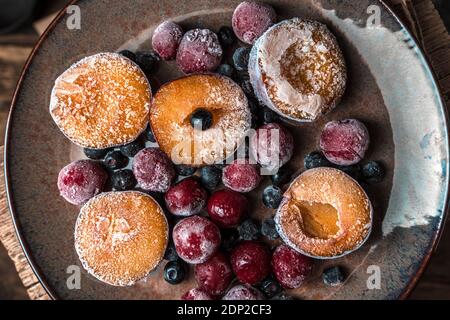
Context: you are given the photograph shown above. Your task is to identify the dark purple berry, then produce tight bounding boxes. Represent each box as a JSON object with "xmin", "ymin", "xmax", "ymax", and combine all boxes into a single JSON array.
[
  {"xmin": 118, "ymin": 50, "xmax": 136, "ymax": 62},
  {"xmin": 135, "ymin": 51, "xmax": 159, "ymax": 74},
  {"xmin": 84, "ymin": 147, "xmax": 111, "ymax": 160},
  {"xmin": 259, "ymin": 276, "xmax": 282, "ymax": 298},
  {"xmin": 304, "ymin": 151, "xmax": 332, "ymax": 170},
  {"xmin": 218, "ymin": 26, "xmax": 236, "ymax": 47},
  {"xmin": 175, "ymin": 164, "xmax": 197, "ymax": 177},
  {"xmin": 262, "ymin": 185, "xmax": 283, "ymax": 209},
  {"xmin": 271, "ymin": 166, "xmax": 292, "ymax": 186},
  {"xmin": 200, "ymin": 166, "xmax": 222, "ymax": 190},
  {"xmin": 164, "ymin": 260, "xmax": 186, "ymax": 284},
  {"xmin": 120, "ymin": 140, "xmax": 145, "ymax": 157},
  {"xmin": 322, "ymin": 266, "xmax": 346, "ymax": 287},
  {"xmin": 217, "ymin": 64, "xmax": 235, "ymax": 78},
  {"xmin": 104, "ymin": 150, "xmax": 128, "ymax": 170},
  {"xmin": 232, "ymin": 47, "xmax": 251, "ymax": 72},
  {"xmin": 111, "ymin": 169, "xmax": 136, "ymax": 191},
  {"xmin": 362, "ymin": 161, "xmax": 385, "ymax": 184},
  {"xmin": 261, "ymin": 218, "xmax": 279, "ymax": 240},
  {"xmin": 237, "ymin": 219, "xmax": 260, "ymax": 241}
]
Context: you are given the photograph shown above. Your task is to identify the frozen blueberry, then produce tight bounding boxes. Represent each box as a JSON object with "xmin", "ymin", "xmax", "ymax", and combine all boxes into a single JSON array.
[
  {"xmin": 145, "ymin": 125, "xmax": 157, "ymax": 143},
  {"xmin": 164, "ymin": 260, "xmax": 186, "ymax": 285},
  {"xmin": 135, "ymin": 51, "xmax": 159, "ymax": 74},
  {"xmin": 304, "ymin": 151, "xmax": 332, "ymax": 170},
  {"xmin": 271, "ymin": 166, "xmax": 292, "ymax": 186},
  {"xmin": 120, "ymin": 140, "xmax": 145, "ymax": 157},
  {"xmin": 217, "ymin": 64, "xmax": 235, "ymax": 78},
  {"xmin": 322, "ymin": 266, "xmax": 346, "ymax": 287},
  {"xmin": 362, "ymin": 161, "xmax": 385, "ymax": 184},
  {"xmin": 233, "ymin": 47, "xmax": 251, "ymax": 72},
  {"xmin": 336, "ymin": 164, "xmax": 361, "ymax": 181},
  {"xmin": 200, "ymin": 165, "xmax": 222, "ymax": 190},
  {"xmin": 83, "ymin": 147, "xmax": 110, "ymax": 160},
  {"xmin": 164, "ymin": 242, "xmax": 179, "ymax": 262},
  {"xmin": 190, "ymin": 108, "xmax": 213, "ymax": 131},
  {"xmin": 218, "ymin": 26, "xmax": 236, "ymax": 47},
  {"xmin": 237, "ymin": 219, "xmax": 260, "ymax": 241},
  {"xmin": 104, "ymin": 150, "xmax": 129, "ymax": 170},
  {"xmin": 259, "ymin": 276, "xmax": 282, "ymax": 298},
  {"xmin": 118, "ymin": 49, "xmax": 136, "ymax": 62},
  {"xmin": 260, "ymin": 107, "xmax": 279, "ymax": 124},
  {"xmin": 221, "ymin": 228, "xmax": 240, "ymax": 252},
  {"xmin": 261, "ymin": 218, "xmax": 279, "ymax": 240},
  {"xmin": 240, "ymin": 79, "xmax": 254, "ymax": 97},
  {"xmin": 175, "ymin": 164, "xmax": 197, "ymax": 177},
  {"xmin": 111, "ymin": 169, "xmax": 137, "ymax": 191},
  {"xmin": 262, "ymin": 185, "xmax": 283, "ymax": 209}
]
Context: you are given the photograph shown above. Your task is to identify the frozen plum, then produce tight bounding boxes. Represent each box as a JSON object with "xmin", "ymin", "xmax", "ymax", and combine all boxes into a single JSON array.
[
  {"xmin": 164, "ymin": 177, "xmax": 208, "ymax": 216},
  {"xmin": 195, "ymin": 252, "xmax": 233, "ymax": 296},
  {"xmin": 222, "ymin": 159, "xmax": 262, "ymax": 193},
  {"xmin": 152, "ymin": 21, "xmax": 183, "ymax": 60},
  {"xmin": 223, "ymin": 285, "xmax": 263, "ymax": 300}
]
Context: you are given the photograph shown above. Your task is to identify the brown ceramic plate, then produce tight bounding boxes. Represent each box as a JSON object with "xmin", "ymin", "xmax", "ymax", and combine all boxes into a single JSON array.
[{"xmin": 4, "ymin": 0, "xmax": 449, "ymax": 299}]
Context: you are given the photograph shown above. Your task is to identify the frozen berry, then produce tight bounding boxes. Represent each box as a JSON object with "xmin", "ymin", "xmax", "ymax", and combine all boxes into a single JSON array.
[
  {"xmin": 322, "ymin": 266, "xmax": 346, "ymax": 286},
  {"xmin": 165, "ymin": 177, "xmax": 208, "ymax": 216},
  {"xmin": 190, "ymin": 108, "xmax": 213, "ymax": 130},
  {"xmin": 262, "ymin": 185, "xmax": 283, "ymax": 209},
  {"xmin": 217, "ymin": 63, "xmax": 235, "ymax": 78},
  {"xmin": 164, "ymin": 260, "xmax": 186, "ymax": 284},
  {"xmin": 83, "ymin": 147, "xmax": 111, "ymax": 160},
  {"xmin": 104, "ymin": 150, "xmax": 128, "ymax": 170},
  {"xmin": 261, "ymin": 218, "xmax": 278, "ymax": 240},
  {"xmin": 237, "ymin": 219, "xmax": 260, "ymax": 241},
  {"xmin": 232, "ymin": 1, "xmax": 276, "ymax": 45},
  {"xmin": 207, "ymin": 189, "xmax": 249, "ymax": 228},
  {"xmin": 221, "ymin": 228, "xmax": 239, "ymax": 251},
  {"xmin": 182, "ymin": 288, "xmax": 213, "ymax": 300},
  {"xmin": 270, "ymin": 166, "xmax": 292, "ymax": 186},
  {"xmin": 120, "ymin": 139, "xmax": 144, "ymax": 157},
  {"xmin": 336, "ymin": 164, "xmax": 361, "ymax": 181},
  {"xmin": 232, "ymin": 47, "xmax": 251, "ymax": 72},
  {"xmin": 222, "ymin": 159, "xmax": 261, "ymax": 193},
  {"xmin": 218, "ymin": 26, "xmax": 236, "ymax": 47},
  {"xmin": 173, "ymin": 216, "xmax": 221, "ymax": 264},
  {"xmin": 175, "ymin": 164, "xmax": 197, "ymax": 177},
  {"xmin": 320, "ymin": 119, "xmax": 370, "ymax": 166},
  {"xmin": 272, "ymin": 244, "xmax": 313, "ymax": 289},
  {"xmin": 145, "ymin": 125, "xmax": 157, "ymax": 142},
  {"xmin": 118, "ymin": 49, "xmax": 136, "ymax": 62},
  {"xmin": 259, "ymin": 276, "xmax": 282, "ymax": 298},
  {"xmin": 195, "ymin": 252, "xmax": 233, "ymax": 296},
  {"xmin": 362, "ymin": 161, "xmax": 385, "ymax": 184},
  {"xmin": 240, "ymin": 79, "xmax": 255, "ymax": 98},
  {"xmin": 164, "ymin": 242, "xmax": 179, "ymax": 261},
  {"xmin": 57, "ymin": 160, "xmax": 107, "ymax": 205},
  {"xmin": 135, "ymin": 51, "xmax": 159, "ymax": 74},
  {"xmin": 260, "ymin": 107, "xmax": 279, "ymax": 124},
  {"xmin": 304, "ymin": 151, "xmax": 332, "ymax": 170},
  {"xmin": 251, "ymin": 123, "xmax": 294, "ymax": 171},
  {"xmin": 111, "ymin": 169, "xmax": 136, "ymax": 191},
  {"xmin": 200, "ymin": 166, "xmax": 222, "ymax": 190},
  {"xmin": 231, "ymin": 241, "xmax": 271, "ymax": 285},
  {"xmin": 132, "ymin": 148, "xmax": 176, "ymax": 192},
  {"xmin": 152, "ymin": 21, "xmax": 183, "ymax": 60},
  {"xmin": 176, "ymin": 29, "xmax": 223, "ymax": 74},
  {"xmin": 223, "ymin": 285, "xmax": 263, "ymax": 300}
]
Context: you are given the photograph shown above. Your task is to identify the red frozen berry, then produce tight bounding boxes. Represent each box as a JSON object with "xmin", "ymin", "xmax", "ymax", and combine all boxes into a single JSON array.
[
  {"xmin": 272, "ymin": 244, "xmax": 313, "ymax": 289},
  {"xmin": 176, "ymin": 29, "xmax": 223, "ymax": 73},
  {"xmin": 173, "ymin": 216, "xmax": 221, "ymax": 264},
  {"xmin": 165, "ymin": 177, "xmax": 208, "ymax": 216},
  {"xmin": 195, "ymin": 252, "xmax": 233, "ymax": 296},
  {"xmin": 57, "ymin": 160, "xmax": 107, "ymax": 205},
  {"xmin": 152, "ymin": 20, "xmax": 183, "ymax": 60},
  {"xmin": 232, "ymin": 1, "xmax": 277, "ymax": 45},
  {"xmin": 319, "ymin": 119, "xmax": 370, "ymax": 166},
  {"xmin": 230, "ymin": 241, "xmax": 271, "ymax": 285},
  {"xmin": 207, "ymin": 189, "xmax": 249, "ymax": 228},
  {"xmin": 182, "ymin": 288, "xmax": 214, "ymax": 300},
  {"xmin": 222, "ymin": 285, "xmax": 263, "ymax": 300},
  {"xmin": 251, "ymin": 123, "xmax": 294, "ymax": 171},
  {"xmin": 132, "ymin": 148, "xmax": 176, "ymax": 192},
  {"xmin": 222, "ymin": 159, "xmax": 261, "ymax": 193}
]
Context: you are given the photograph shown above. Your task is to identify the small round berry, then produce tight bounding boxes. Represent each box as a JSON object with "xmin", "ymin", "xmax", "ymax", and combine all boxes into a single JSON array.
[
  {"xmin": 230, "ymin": 241, "xmax": 271, "ymax": 285},
  {"xmin": 232, "ymin": 47, "xmax": 251, "ymax": 72},
  {"xmin": 261, "ymin": 218, "xmax": 279, "ymax": 240},
  {"xmin": 135, "ymin": 51, "xmax": 159, "ymax": 74},
  {"xmin": 163, "ymin": 260, "xmax": 186, "ymax": 285},
  {"xmin": 304, "ymin": 151, "xmax": 332, "ymax": 170},
  {"xmin": 173, "ymin": 216, "xmax": 221, "ymax": 264},
  {"xmin": 270, "ymin": 166, "xmax": 292, "ymax": 186},
  {"xmin": 132, "ymin": 148, "xmax": 176, "ymax": 192},
  {"xmin": 262, "ymin": 185, "xmax": 283, "ymax": 209},
  {"xmin": 223, "ymin": 285, "xmax": 263, "ymax": 300},
  {"xmin": 195, "ymin": 252, "xmax": 233, "ymax": 296},
  {"xmin": 145, "ymin": 125, "xmax": 157, "ymax": 142},
  {"xmin": 272, "ymin": 244, "xmax": 313, "ymax": 289},
  {"xmin": 207, "ymin": 189, "xmax": 249, "ymax": 228},
  {"xmin": 111, "ymin": 169, "xmax": 137, "ymax": 191},
  {"xmin": 218, "ymin": 26, "xmax": 236, "ymax": 47},
  {"xmin": 232, "ymin": 1, "xmax": 277, "ymax": 45},
  {"xmin": 320, "ymin": 119, "xmax": 370, "ymax": 166},
  {"xmin": 336, "ymin": 164, "xmax": 362, "ymax": 181},
  {"xmin": 259, "ymin": 276, "xmax": 282, "ymax": 298},
  {"xmin": 164, "ymin": 242, "xmax": 179, "ymax": 262},
  {"xmin": 322, "ymin": 266, "xmax": 346, "ymax": 287},
  {"xmin": 83, "ymin": 147, "xmax": 111, "ymax": 160},
  {"xmin": 57, "ymin": 160, "xmax": 107, "ymax": 205},
  {"xmin": 217, "ymin": 64, "xmax": 235, "ymax": 78},
  {"xmin": 182, "ymin": 288, "xmax": 213, "ymax": 300},
  {"xmin": 152, "ymin": 21, "xmax": 183, "ymax": 60},
  {"xmin": 176, "ymin": 28, "xmax": 223, "ymax": 74},
  {"xmin": 237, "ymin": 219, "xmax": 260, "ymax": 241},
  {"xmin": 118, "ymin": 49, "xmax": 136, "ymax": 62},
  {"xmin": 120, "ymin": 139, "xmax": 145, "ymax": 157},
  {"xmin": 362, "ymin": 161, "xmax": 385, "ymax": 184},
  {"xmin": 175, "ymin": 164, "xmax": 197, "ymax": 177},
  {"xmin": 260, "ymin": 107, "xmax": 279, "ymax": 124},
  {"xmin": 222, "ymin": 159, "xmax": 261, "ymax": 193},
  {"xmin": 200, "ymin": 166, "xmax": 222, "ymax": 190},
  {"xmin": 164, "ymin": 177, "xmax": 208, "ymax": 216},
  {"xmin": 104, "ymin": 150, "xmax": 129, "ymax": 170},
  {"xmin": 190, "ymin": 108, "xmax": 213, "ymax": 131},
  {"xmin": 240, "ymin": 79, "xmax": 255, "ymax": 98},
  {"xmin": 221, "ymin": 228, "xmax": 240, "ymax": 252}
]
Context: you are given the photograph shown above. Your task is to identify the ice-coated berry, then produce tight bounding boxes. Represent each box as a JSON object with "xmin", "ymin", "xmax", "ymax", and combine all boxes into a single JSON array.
[
  {"xmin": 57, "ymin": 160, "xmax": 107, "ymax": 205},
  {"xmin": 262, "ymin": 185, "xmax": 283, "ymax": 209},
  {"xmin": 322, "ymin": 266, "xmax": 346, "ymax": 286},
  {"xmin": 175, "ymin": 164, "xmax": 197, "ymax": 177},
  {"xmin": 259, "ymin": 276, "xmax": 282, "ymax": 298},
  {"xmin": 83, "ymin": 147, "xmax": 110, "ymax": 160},
  {"xmin": 272, "ymin": 244, "xmax": 313, "ymax": 289},
  {"xmin": 207, "ymin": 189, "xmax": 249, "ymax": 228},
  {"xmin": 132, "ymin": 148, "xmax": 176, "ymax": 192},
  {"xmin": 231, "ymin": 241, "xmax": 271, "ymax": 285},
  {"xmin": 118, "ymin": 49, "xmax": 136, "ymax": 62},
  {"xmin": 173, "ymin": 216, "xmax": 221, "ymax": 264},
  {"xmin": 260, "ymin": 106, "xmax": 279, "ymax": 124},
  {"xmin": 304, "ymin": 151, "xmax": 332, "ymax": 170},
  {"xmin": 135, "ymin": 51, "xmax": 159, "ymax": 74},
  {"xmin": 336, "ymin": 164, "xmax": 361, "ymax": 181},
  {"xmin": 221, "ymin": 228, "xmax": 239, "ymax": 251},
  {"xmin": 200, "ymin": 165, "xmax": 222, "ymax": 190},
  {"xmin": 223, "ymin": 285, "xmax": 263, "ymax": 300},
  {"xmin": 240, "ymin": 79, "xmax": 254, "ymax": 98},
  {"xmin": 145, "ymin": 125, "xmax": 157, "ymax": 142},
  {"xmin": 232, "ymin": 47, "xmax": 251, "ymax": 72},
  {"xmin": 237, "ymin": 219, "xmax": 260, "ymax": 241},
  {"xmin": 111, "ymin": 169, "xmax": 137, "ymax": 191},
  {"xmin": 218, "ymin": 26, "xmax": 236, "ymax": 47},
  {"xmin": 176, "ymin": 28, "xmax": 223, "ymax": 74},
  {"xmin": 104, "ymin": 150, "xmax": 128, "ymax": 170},
  {"xmin": 362, "ymin": 161, "xmax": 385, "ymax": 184},
  {"xmin": 164, "ymin": 260, "xmax": 186, "ymax": 284},
  {"xmin": 261, "ymin": 218, "xmax": 279, "ymax": 240},
  {"xmin": 164, "ymin": 177, "xmax": 208, "ymax": 216},
  {"xmin": 195, "ymin": 252, "xmax": 233, "ymax": 296},
  {"xmin": 232, "ymin": 1, "xmax": 277, "ymax": 45},
  {"xmin": 270, "ymin": 166, "xmax": 292, "ymax": 186},
  {"xmin": 217, "ymin": 63, "xmax": 235, "ymax": 78},
  {"xmin": 190, "ymin": 108, "xmax": 213, "ymax": 131},
  {"xmin": 222, "ymin": 159, "xmax": 261, "ymax": 193},
  {"xmin": 182, "ymin": 288, "xmax": 213, "ymax": 300},
  {"xmin": 152, "ymin": 20, "xmax": 183, "ymax": 60},
  {"xmin": 164, "ymin": 242, "xmax": 179, "ymax": 261},
  {"xmin": 320, "ymin": 119, "xmax": 370, "ymax": 166},
  {"xmin": 120, "ymin": 139, "xmax": 145, "ymax": 157}
]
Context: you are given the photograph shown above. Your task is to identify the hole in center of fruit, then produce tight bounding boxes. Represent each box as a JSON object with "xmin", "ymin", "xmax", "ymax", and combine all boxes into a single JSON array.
[{"xmin": 295, "ymin": 201, "xmax": 339, "ymax": 240}]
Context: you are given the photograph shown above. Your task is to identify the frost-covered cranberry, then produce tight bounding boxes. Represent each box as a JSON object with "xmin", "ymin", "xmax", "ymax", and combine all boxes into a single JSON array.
[
  {"xmin": 152, "ymin": 21, "xmax": 183, "ymax": 60},
  {"xmin": 176, "ymin": 29, "xmax": 223, "ymax": 73},
  {"xmin": 251, "ymin": 123, "xmax": 294, "ymax": 171},
  {"xmin": 182, "ymin": 288, "xmax": 214, "ymax": 300},
  {"xmin": 57, "ymin": 160, "xmax": 107, "ymax": 205},
  {"xmin": 173, "ymin": 216, "xmax": 221, "ymax": 264},
  {"xmin": 272, "ymin": 244, "xmax": 313, "ymax": 289},
  {"xmin": 132, "ymin": 148, "xmax": 176, "ymax": 192},
  {"xmin": 222, "ymin": 159, "xmax": 261, "ymax": 193},
  {"xmin": 207, "ymin": 189, "xmax": 249, "ymax": 228},
  {"xmin": 195, "ymin": 252, "xmax": 233, "ymax": 296},
  {"xmin": 230, "ymin": 241, "xmax": 271, "ymax": 285},
  {"xmin": 165, "ymin": 177, "xmax": 207, "ymax": 216},
  {"xmin": 232, "ymin": 1, "xmax": 276, "ymax": 45},
  {"xmin": 320, "ymin": 119, "xmax": 370, "ymax": 166},
  {"xmin": 223, "ymin": 285, "xmax": 263, "ymax": 300}
]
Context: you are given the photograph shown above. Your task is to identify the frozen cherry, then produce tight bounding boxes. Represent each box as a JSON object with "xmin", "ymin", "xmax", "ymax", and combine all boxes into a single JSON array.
[
  {"xmin": 182, "ymin": 288, "xmax": 214, "ymax": 300},
  {"xmin": 320, "ymin": 119, "xmax": 370, "ymax": 166},
  {"xmin": 232, "ymin": 1, "xmax": 276, "ymax": 45},
  {"xmin": 272, "ymin": 244, "xmax": 313, "ymax": 289},
  {"xmin": 132, "ymin": 148, "xmax": 176, "ymax": 192},
  {"xmin": 230, "ymin": 240, "xmax": 271, "ymax": 285},
  {"xmin": 207, "ymin": 189, "xmax": 249, "ymax": 228},
  {"xmin": 57, "ymin": 160, "xmax": 107, "ymax": 205},
  {"xmin": 195, "ymin": 252, "xmax": 233, "ymax": 296},
  {"xmin": 164, "ymin": 177, "xmax": 208, "ymax": 216},
  {"xmin": 251, "ymin": 123, "xmax": 294, "ymax": 171},
  {"xmin": 173, "ymin": 216, "xmax": 221, "ymax": 264},
  {"xmin": 222, "ymin": 159, "xmax": 262, "ymax": 193},
  {"xmin": 223, "ymin": 285, "xmax": 263, "ymax": 300},
  {"xmin": 176, "ymin": 28, "xmax": 223, "ymax": 74},
  {"xmin": 152, "ymin": 21, "xmax": 183, "ymax": 60}
]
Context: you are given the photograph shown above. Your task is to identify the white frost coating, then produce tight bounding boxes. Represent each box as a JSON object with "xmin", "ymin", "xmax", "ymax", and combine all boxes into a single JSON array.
[{"xmin": 320, "ymin": 9, "xmax": 448, "ymax": 236}]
